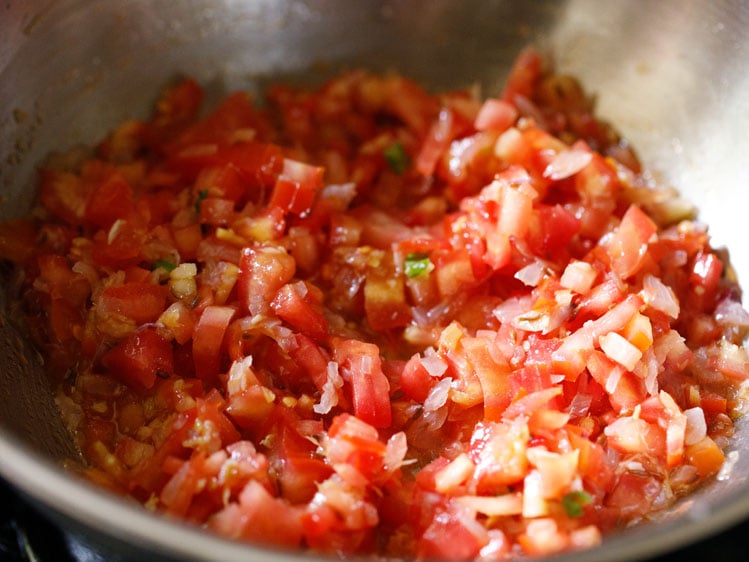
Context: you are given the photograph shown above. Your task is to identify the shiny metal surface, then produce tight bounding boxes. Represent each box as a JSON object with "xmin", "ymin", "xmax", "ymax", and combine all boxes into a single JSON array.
[{"xmin": 1, "ymin": 1, "xmax": 748, "ymax": 560}]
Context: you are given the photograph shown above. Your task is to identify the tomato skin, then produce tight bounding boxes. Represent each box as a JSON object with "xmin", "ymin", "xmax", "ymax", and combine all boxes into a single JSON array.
[
  {"xmin": 98, "ymin": 282, "xmax": 169, "ymax": 325},
  {"xmin": 400, "ymin": 354, "xmax": 436, "ymax": 402},
  {"xmin": 90, "ymin": 222, "xmax": 144, "ymax": 269},
  {"xmin": 192, "ymin": 305, "xmax": 236, "ymax": 382},
  {"xmin": 237, "ymin": 245, "xmax": 296, "ymax": 316},
  {"xmin": 146, "ymin": 78, "xmax": 204, "ymax": 145},
  {"xmin": 195, "ymin": 163, "xmax": 247, "ymax": 203},
  {"xmin": 101, "ymin": 328, "xmax": 174, "ymax": 391},
  {"xmin": 474, "ymin": 99, "xmax": 518, "ymax": 132},
  {"xmin": 272, "ymin": 424, "xmax": 334, "ymax": 504},
  {"xmin": 170, "ymin": 140, "xmax": 283, "ymax": 185},
  {"xmin": 501, "ymin": 47, "xmax": 543, "ymax": 103},
  {"xmin": 418, "ymin": 510, "xmax": 486, "ymax": 561},
  {"xmin": 605, "ymin": 204, "xmax": 657, "ymax": 279},
  {"xmin": 527, "ymin": 204, "xmax": 581, "ymax": 260},
  {"xmin": 334, "ymin": 340, "xmax": 392, "ymax": 429},
  {"xmin": 269, "ymin": 158, "xmax": 325, "ymax": 215},
  {"xmin": 469, "ymin": 420, "xmax": 529, "ymax": 492},
  {"xmin": 84, "ymin": 173, "xmax": 135, "ymax": 229},
  {"xmin": 271, "ymin": 281, "xmax": 329, "ymax": 342},
  {"xmin": 688, "ymin": 250, "xmax": 723, "ymax": 312}
]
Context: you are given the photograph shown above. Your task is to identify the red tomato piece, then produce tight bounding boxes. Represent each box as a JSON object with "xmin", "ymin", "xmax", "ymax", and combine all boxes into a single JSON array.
[
  {"xmin": 237, "ymin": 245, "xmax": 296, "ymax": 316},
  {"xmin": 605, "ymin": 204, "xmax": 657, "ymax": 279},
  {"xmin": 90, "ymin": 222, "xmax": 144, "ymax": 269},
  {"xmin": 271, "ymin": 281, "xmax": 329, "ymax": 342},
  {"xmin": 195, "ymin": 163, "xmax": 247, "ymax": 203},
  {"xmin": 98, "ymin": 282, "xmax": 168, "ymax": 325},
  {"xmin": 198, "ymin": 197, "xmax": 235, "ymax": 226},
  {"xmin": 147, "ymin": 78, "xmax": 204, "ymax": 143},
  {"xmin": 192, "ymin": 305, "xmax": 236, "ymax": 381},
  {"xmin": 474, "ymin": 99, "xmax": 518, "ymax": 132},
  {"xmin": 84, "ymin": 173, "xmax": 135, "ymax": 230},
  {"xmin": 527, "ymin": 204, "xmax": 581, "ymax": 260},
  {"xmin": 363, "ymin": 273, "xmax": 411, "ymax": 331},
  {"xmin": 102, "ymin": 327, "xmax": 174, "ymax": 391},
  {"xmin": 269, "ymin": 158, "xmax": 324, "ymax": 215},
  {"xmin": 501, "ymin": 47, "xmax": 543, "ymax": 103},
  {"xmin": 400, "ymin": 353, "xmax": 437, "ymax": 403},
  {"xmin": 688, "ymin": 250, "xmax": 723, "ymax": 311},
  {"xmin": 334, "ymin": 340, "xmax": 392, "ymax": 429},
  {"xmin": 418, "ymin": 510, "xmax": 487, "ymax": 561}
]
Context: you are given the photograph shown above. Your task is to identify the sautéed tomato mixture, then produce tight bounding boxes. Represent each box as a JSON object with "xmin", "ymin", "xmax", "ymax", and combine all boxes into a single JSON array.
[{"xmin": 2, "ymin": 49, "xmax": 749, "ymax": 559}]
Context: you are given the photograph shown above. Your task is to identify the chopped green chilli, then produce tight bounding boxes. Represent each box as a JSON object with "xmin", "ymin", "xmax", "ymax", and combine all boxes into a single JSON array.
[
  {"xmin": 383, "ymin": 142, "xmax": 411, "ymax": 175},
  {"xmin": 404, "ymin": 252, "xmax": 432, "ymax": 278}
]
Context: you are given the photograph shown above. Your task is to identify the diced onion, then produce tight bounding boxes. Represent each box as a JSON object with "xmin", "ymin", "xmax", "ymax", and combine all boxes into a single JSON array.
[
  {"xmin": 455, "ymin": 493, "xmax": 523, "ymax": 516},
  {"xmin": 715, "ymin": 298, "xmax": 749, "ymax": 327},
  {"xmin": 515, "ymin": 261, "xmax": 546, "ymax": 287},
  {"xmin": 560, "ymin": 260, "xmax": 597, "ymax": 295},
  {"xmin": 543, "ymin": 141, "xmax": 593, "ymax": 181},
  {"xmin": 684, "ymin": 407, "xmax": 707, "ymax": 446},
  {"xmin": 313, "ymin": 361, "xmax": 343, "ymax": 415},
  {"xmin": 641, "ymin": 274, "xmax": 680, "ymax": 319},
  {"xmin": 434, "ymin": 453, "xmax": 475, "ymax": 493},
  {"xmin": 522, "ymin": 469, "xmax": 549, "ymax": 517},
  {"xmin": 421, "ymin": 348, "xmax": 448, "ymax": 377},
  {"xmin": 424, "ymin": 377, "xmax": 452, "ymax": 412},
  {"xmin": 383, "ymin": 431, "xmax": 409, "ymax": 472},
  {"xmin": 599, "ymin": 331, "xmax": 642, "ymax": 372}
]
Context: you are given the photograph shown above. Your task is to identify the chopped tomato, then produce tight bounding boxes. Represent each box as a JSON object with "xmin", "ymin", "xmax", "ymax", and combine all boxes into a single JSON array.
[
  {"xmin": 269, "ymin": 158, "xmax": 324, "ymax": 215},
  {"xmin": 605, "ymin": 204, "xmax": 657, "ymax": 279},
  {"xmin": 237, "ymin": 245, "xmax": 296, "ymax": 316},
  {"xmin": 192, "ymin": 305, "xmax": 235, "ymax": 382},
  {"xmin": 334, "ymin": 340, "xmax": 392, "ymax": 429},
  {"xmin": 98, "ymin": 282, "xmax": 169, "ymax": 325},
  {"xmin": 84, "ymin": 173, "xmax": 135, "ymax": 229},
  {"xmin": 101, "ymin": 328, "xmax": 174, "ymax": 391},
  {"xmin": 271, "ymin": 281, "xmax": 329, "ymax": 341},
  {"xmin": 4, "ymin": 47, "xmax": 747, "ymax": 562}
]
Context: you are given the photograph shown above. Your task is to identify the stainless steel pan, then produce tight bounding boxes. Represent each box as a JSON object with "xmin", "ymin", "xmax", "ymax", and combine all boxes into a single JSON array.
[{"xmin": 1, "ymin": 1, "xmax": 749, "ymax": 560}]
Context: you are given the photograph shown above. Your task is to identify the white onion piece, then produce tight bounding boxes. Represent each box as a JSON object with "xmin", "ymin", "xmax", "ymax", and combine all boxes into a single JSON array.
[
  {"xmin": 684, "ymin": 407, "xmax": 707, "ymax": 446},
  {"xmin": 641, "ymin": 274, "xmax": 680, "ymax": 319},
  {"xmin": 599, "ymin": 331, "xmax": 642, "ymax": 372},
  {"xmin": 522, "ymin": 469, "xmax": 548, "ymax": 517},
  {"xmin": 423, "ymin": 405, "xmax": 449, "ymax": 431},
  {"xmin": 383, "ymin": 431, "xmax": 408, "ymax": 473},
  {"xmin": 455, "ymin": 494, "xmax": 523, "ymax": 516},
  {"xmin": 493, "ymin": 295, "xmax": 533, "ymax": 324},
  {"xmin": 515, "ymin": 261, "xmax": 546, "ymax": 287},
  {"xmin": 604, "ymin": 365, "xmax": 624, "ymax": 395},
  {"xmin": 424, "ymin": 377, "xmax": 452, "ymax": 411},
  {"xmin": 320, "ymin": 182, "xmax": 357, "ymax": 209},
  {"xmin": 543, "ymin": 141, "xmax": 593, "ymax": 181},
  {"xmin": 715, "ymin": 298, "xmax": 749, "ymax": 327},
  {"xmin": 421, "ymin": 349, "xmax": 448, "ymax": 377},
  {"xmin": 560, "ymin": 260, "xmax": 597, "ymax": 295},
  {"xmin": 313, "ymin": 361, "xmax": 343, "ymax": 415},
  {"xmin": 434, "ymin": 453, "xmax": 475, "ymax": 493}
]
